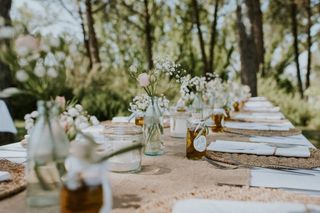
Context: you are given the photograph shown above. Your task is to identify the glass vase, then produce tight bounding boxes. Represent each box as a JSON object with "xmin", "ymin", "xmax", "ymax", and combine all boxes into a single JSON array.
[
  {"xmin": 143, "ymin": 96, "xmax": 164, "ymax": 156},
  {"xmin": 191, "ymin": 93, "xmax": 204, "ymax": 119},
  {"xmin": 26, "ymin": 101, "xmax": 70, "ymax": 207}
]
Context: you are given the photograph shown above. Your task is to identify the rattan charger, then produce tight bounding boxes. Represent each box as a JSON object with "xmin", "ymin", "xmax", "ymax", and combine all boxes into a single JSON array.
[{"xmin": 0, "ymin": 159, "xmax": 26, "ymax": 200}]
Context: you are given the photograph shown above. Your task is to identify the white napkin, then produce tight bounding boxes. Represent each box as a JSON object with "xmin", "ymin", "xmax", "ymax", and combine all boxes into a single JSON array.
[
  {"xmin": 207, "ymin": 140, "xmax": 310, "ymax": 157},
  {"xmin": 249, "ymin": 135, "xmax": 313, "ymax": 147},
  {"xmin": 172, "ymin": 199, "xmax": 320, "ymax": 213},
  {"xmin": 275, "ymin": 146, "xmax": 310, "ymax": 158},
  {"xmin": 0, "ymin": 171, "xmax": 11, "ymax": 182},
  {"xmin": 207, "ymin": 140, "xmax": 275, "ymax": 155},
  {"xmin": 0, "ymin": 100, "xmax": 17, "ymax": 134},
  {"xmin": 245, "ymin": 101, "xmax": 273, "ymax": 108},
  {"xmin": 251, "ymin": 167, "xmax": 320, "ymax": 192},
  {"xmin": 232, "ymin": 112, "xmax": 284, "ymax": 121},
  {"xmin": 248, "ymin": 97, "xmax": 267, "ymax": 101},
  {"xmin": 225, "ymin": 121, "xmax": 292, "ymax": 131},
  {"xmin": 243, "ymin": 106, "xmax": 280, "ymax": 112}
]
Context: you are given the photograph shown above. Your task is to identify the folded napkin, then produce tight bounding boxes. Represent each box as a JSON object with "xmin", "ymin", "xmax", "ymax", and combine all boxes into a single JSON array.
[
  {"xmin": 243, "ymin": 106, "xmax": 280, "ymax": 112},
  {"xmin": 172, "ymin": 199, "xmax": 320, "ymax": 213},
  {"xmin": 207, "ymin": 140, "xmax": 310, "ymax": 158},
  {"xmin": 249, "ymin": 135, "xmax": 313, "ymax": 147},
  {"xmin": 245, "ymin": 101, "xmax": 273, "ymax": 108},
  {"xmin": 232, "ymin": 112, "xmax": 284, "ymax": 121},
  {"xmin": 0, "ymin": 171, "xmax": 11, "ymax": 182},
  {"xmin": 207, "ymin": 140, "xmax": 275, "ymax": 155},
  {"xmin": 248, "ymin": 97, "xmax": 267, "ymax": 101},
  {"xmin": 225, "ymin": 121, "xmax": 292, "ymax": 131},
  {"xmin": 0, "ymin": 100, "xmax": 17, "ymax": 134}
]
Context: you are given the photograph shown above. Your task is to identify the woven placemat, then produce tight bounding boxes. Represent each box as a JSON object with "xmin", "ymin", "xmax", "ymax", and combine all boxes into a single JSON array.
[
  {"xmin": 224, "ymin": 127, "xmax": 301, "ymax": 137},
  {"xmin": 206, "ymin": 149, "xmax": 320, "ymax": 169},
  {"xmin": 135, "ymin": 185, "xmax": 320, "ymax": 213},
  {"xmin": 0, "ymin": 159, "xmax": 26, "ymax": 200}
]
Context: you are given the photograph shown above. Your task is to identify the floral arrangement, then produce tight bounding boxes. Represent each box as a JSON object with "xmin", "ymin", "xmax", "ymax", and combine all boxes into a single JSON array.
[
  {"xmin": 180, "ymin": 75, "xmax": 207, "ymax": 105},
  {"xmin": 129, "ymin": 58, "xmax": 186, "ymax": 97},
  {"xmin": 129, "ymin": 94, "xmax": 170, "ymax": 114},
  {"xmin": 24, "ymin": 97, "xmax": 99, "ymax": 141}
]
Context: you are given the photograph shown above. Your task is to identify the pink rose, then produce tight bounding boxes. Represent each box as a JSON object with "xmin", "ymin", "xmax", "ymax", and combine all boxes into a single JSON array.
[
  {"xmin": 15, "ymin": 35, "xmax": 40, "ymax": 55},
  {"xmin": 138, "ymin": 73, "xmax": 150, "ymax": 87}
]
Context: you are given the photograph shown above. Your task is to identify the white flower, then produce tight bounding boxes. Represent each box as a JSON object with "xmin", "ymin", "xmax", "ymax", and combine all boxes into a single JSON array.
[
  {"xmin": 18, "ymin": 59, "xmax": 28, "ymax": 67},
  {"xmin": 49, "ymin": 37, "xmax": 60, "ymax": 47},
  {"xmin": 137, "ymin": 73, "xmax": 150, "ymax": 87},
  {"xmin": 75, "ymin": 104, "xmax": 83, "ymax": 112},
  {"xmin": 31, "ymin": 111, "xmax": 39, "ymax": 118},
  {"xmin": 25, "ymin": 120, "xmax": 34, "ymax": 130},
  {"xmin": 15, "ymin": 70, "xmax": 29, "ymax": 82},
  {"xmin": 68, "ymin": 107, "xmax": 79, "ymax": 117},
  {"xmin": 34, "ymin": 64, "xmax": 46, "ymax": 77},
  {"xmin": 90, "ymin": 116, "xmax": 99, "ymax": 125},
  {"xmin": 55, "ymin": 51, "xmax": 66, "ymax": 62},
  {"xmin": 0, "ymin": 26, "xmax": 15, "ymax": 39},
  {"xmin": 24, "ymin": 114, "xmax": 31, "ymax": 120},
  {"xmin": 47, "ymin": 67, "xmax": 58, "ymax": 78},
  {"xmin": 129, "ymin": 64, "xmax": 137, "ymax": 73}
]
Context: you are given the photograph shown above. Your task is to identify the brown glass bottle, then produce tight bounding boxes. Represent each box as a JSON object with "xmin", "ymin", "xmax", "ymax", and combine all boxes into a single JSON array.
[{"xmin": 60, "ymin": 184, "xmax": 103, "ymax": 213}]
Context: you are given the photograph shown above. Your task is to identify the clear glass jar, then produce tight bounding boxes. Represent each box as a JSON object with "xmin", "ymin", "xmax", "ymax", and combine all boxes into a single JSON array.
[
  {"xmin": 186, "ymin": 117, "xmax": 208, "ymax": 160},
  {"xmin": 104, "ymin": 123, "xmax": 143, "ymax": 172},
  {"xmin": 170, "ymin": 109, "xmax": 191, "ymax": 138},
  {"xmin": 27, "ymin": 101, "xmax": 69, "ymax": 207}
]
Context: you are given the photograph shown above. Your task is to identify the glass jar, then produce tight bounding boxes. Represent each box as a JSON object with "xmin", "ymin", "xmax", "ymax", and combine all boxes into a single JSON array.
[
  {"xmin": 211, "ymin": 108, "xmax": 225, "ymax": 132},
  {"xmin": 170, "ymin": 109, "xmax": 191, "ymax": 138},
  {"xmin": 104, "ymin": 123, "xmax": 143, "ymax": 172},
  {"xmin": 27, "ymin": 101, "xmax": 70, "ymax": 207},
  {"xmin": 186, "ymin": 118, "xmax": 208, "ymax": 160}
]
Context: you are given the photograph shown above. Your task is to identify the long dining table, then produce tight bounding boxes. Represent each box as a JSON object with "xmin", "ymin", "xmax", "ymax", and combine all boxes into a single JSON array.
[{"xmin": 0, "ymin": 97, "xmax": 320, "ymax": 212}]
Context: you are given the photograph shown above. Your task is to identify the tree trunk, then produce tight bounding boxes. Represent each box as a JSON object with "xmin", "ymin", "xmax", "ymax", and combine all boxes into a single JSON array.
[
  {"xmin": 192, "ymin": 0, "xmax": 209, "ymax": 76},
  {"xmin": 0, "ymin": 0, "xmax": 12, "ymax": 91},
  {"xmin": 78, "ymin": 2, "xmax": 92, "ymax": 69},
  {"xmin": 290, "ymin": 0, "xmax": 304, "ymax": 98},
  {"xmin": 208, "ymin": 0, "xmax": 219, "ymax": 74},
  {"xmin": 245, "ymin": 0, "xmax": 265, "ymax": 76},
  {"xmin": 305, "ymin": 0, "xmax": 312, "ymax": 89},
  {"xmin": 144, "ymin": 0, "xmax": 154, "ymax": 70},
  {"xmin": 236, "ymin": 4, "xmax": 258, "ymax": 97},
  {"xmin": 85, "ymin": 0, "xmax": 101, "ymax": 65}
]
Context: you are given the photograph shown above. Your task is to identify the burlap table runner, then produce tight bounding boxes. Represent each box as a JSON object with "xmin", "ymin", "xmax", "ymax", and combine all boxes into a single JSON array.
[
  {"xmin": 110, "ymin": 130, "xmax": 250, "ymax": 212},
  {"xmin": 0, "ymin": 159, "xmax": 26, "ymax": 200}
]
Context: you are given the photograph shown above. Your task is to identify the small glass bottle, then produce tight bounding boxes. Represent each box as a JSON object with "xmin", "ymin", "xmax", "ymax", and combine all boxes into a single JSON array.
[
  {"xmin": 27, "ymin": 101, "xmax": 70, "ymax": 207},
  {"xmin": 186, "ymin": 117, "xmax": 208, "ymax": 160}
]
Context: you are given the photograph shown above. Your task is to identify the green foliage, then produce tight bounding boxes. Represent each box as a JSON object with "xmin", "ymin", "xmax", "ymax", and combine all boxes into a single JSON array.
[{"xmin": 258, "ymin": 77, "xmax": 317, "ymax": 127}]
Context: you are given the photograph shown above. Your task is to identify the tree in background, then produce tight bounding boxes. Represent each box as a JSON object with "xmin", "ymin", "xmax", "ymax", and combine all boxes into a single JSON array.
[
  {"xmin": 236, "ymin": 2, "xmax": 258, "ymax": 96},
  {"xmin": 191, "ymin": 0, "xmax": 220, "ymax": 76},
  {"xmin": 290, "ymin": 0, "xmax": 304, "ymax": 98},
  {"xmin": 305, "ymin": 0, "xmax": 312, "ymax": 89},
  {"xmin": 0, "ymin": 0, "xmax": 12, "ymax": 91}
]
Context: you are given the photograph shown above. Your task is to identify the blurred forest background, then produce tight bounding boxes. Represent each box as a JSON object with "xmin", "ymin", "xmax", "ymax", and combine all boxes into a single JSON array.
[{"xmin": 0, "ymin": 0, "xmax": 320, "ymax": 144}]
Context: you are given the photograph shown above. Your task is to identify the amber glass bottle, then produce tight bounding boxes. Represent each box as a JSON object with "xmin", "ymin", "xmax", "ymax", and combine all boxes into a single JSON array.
[
  {"xmin": 233, "ymin": 102, "xmax": 240, "ymax": 112},
  {"xmin": 135, "ymin": 116, "xmax": 144, "ymax": 126},
  {"xmin": 186, "ymin": 118, "xmax": 207, "ymax": 160},
  {"xmin": 211, "ymin": 114, "xmax": 224, "ymax": 132}
]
